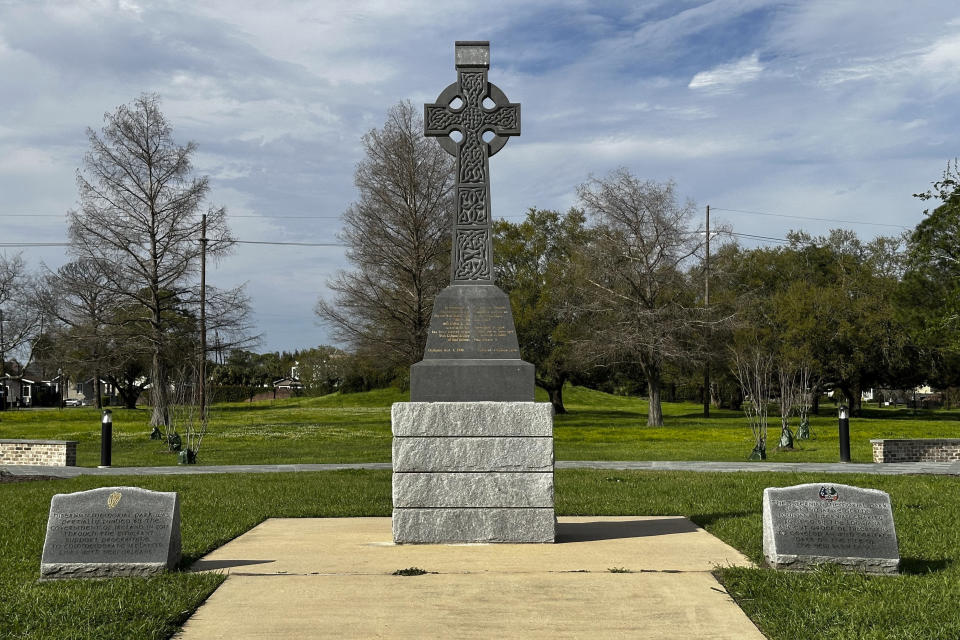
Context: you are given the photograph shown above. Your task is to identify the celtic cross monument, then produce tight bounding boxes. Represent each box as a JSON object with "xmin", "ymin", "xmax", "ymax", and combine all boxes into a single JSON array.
[
  {"xmin": 393, "ymin": 42, "xmax": 554, "ymax": 544},
  {"xmin": 409, "ymin": 41, "xmax": 535, "ymax": 402}
]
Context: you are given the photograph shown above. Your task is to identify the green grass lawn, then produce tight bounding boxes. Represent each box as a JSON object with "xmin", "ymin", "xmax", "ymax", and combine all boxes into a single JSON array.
[
  {"xmin": 2, "ymin": 470, "xmax": 958, "ymax": 639},
  {"xmin": 1, "ymin": 385, "xmax": 958, "ymax": 467}
]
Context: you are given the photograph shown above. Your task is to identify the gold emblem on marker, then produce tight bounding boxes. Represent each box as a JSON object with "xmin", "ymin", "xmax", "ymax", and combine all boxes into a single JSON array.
[{"xmin": 107, "ymin": 491, "xmax": 122, "ymax": 509}]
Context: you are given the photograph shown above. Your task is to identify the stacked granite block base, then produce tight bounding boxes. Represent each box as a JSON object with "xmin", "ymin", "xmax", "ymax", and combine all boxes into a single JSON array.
[{"xmin": 392, "ymin": 402, "xmax": 555, "ymax": 543}]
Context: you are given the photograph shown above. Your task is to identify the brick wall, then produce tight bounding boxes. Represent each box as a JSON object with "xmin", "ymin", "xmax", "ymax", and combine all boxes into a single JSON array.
[
  {"xmin": 0, "ymin": 439, "xmax": 78, "ymax": 466},
  {"xmin": 871, "ymin": 439, "xmax": 960, "ymax": 463}
]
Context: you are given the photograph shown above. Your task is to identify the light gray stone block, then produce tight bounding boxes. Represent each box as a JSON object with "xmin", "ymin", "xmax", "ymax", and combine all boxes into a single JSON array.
[
  {"xmin": 392, "ymin": 402, "xmax": 553, "ymax": 437},
  {"xmin": 392, "ymin": 472, "xmax": 554, "ymax": 508},
  {"xmin": 393, "ymin": 508, "xmax": 555, "ymax": 543},
  {"xmin": 393, "ymin": 437, "xmax": 553, "ymax": 472},
  {"xmin": 763, "ymin": 483, "xmax": 899, "ymax": 574},
  {"xmin": 41, "ymin": 486, "xmax": 180, "ymax": 579}
]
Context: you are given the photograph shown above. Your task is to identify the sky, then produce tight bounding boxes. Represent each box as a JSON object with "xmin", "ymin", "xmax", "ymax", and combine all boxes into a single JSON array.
[{"xmin": 1, "ymin": 0, "xmax": 958, "ymax": 354}]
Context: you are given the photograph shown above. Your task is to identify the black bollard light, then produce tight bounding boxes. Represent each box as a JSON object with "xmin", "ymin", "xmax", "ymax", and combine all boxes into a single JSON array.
[
  {"xmin": 99, "ymin": 409, "xmax": 113, "ymax": 468},
  {"xmin": 838, "ymin": 404, "xmax": 850, "ymax": 463}
]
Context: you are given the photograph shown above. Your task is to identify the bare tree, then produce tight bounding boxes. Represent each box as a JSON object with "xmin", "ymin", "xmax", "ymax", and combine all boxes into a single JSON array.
[
  {"xmin": 0, "ymin": 253, "xmax": 43, "ymax": 376},
  {"xmin": 776, "ymin": 362, "xmax": 798, "ymax": 449},
  {"xmin": 316, "ymin": 101, "xmax": 454, "ymax": 373},
  {"xmin": 795, "ymin": 362, "xmax": 817, "ymax": 439},
  {"xmin": 68, "ymin": 93, "xmax": 243, "ymax": 436},
  {"xmin": 731, "ymin": 341, "xmax": 774, "ymax": 460},
  {"xmin": 38, "ymin": 259, "xmax": 119, "ymax": 408},
  {"xmin": 574, "ymin": 169, "xmax": 706, "ymax": 426}
]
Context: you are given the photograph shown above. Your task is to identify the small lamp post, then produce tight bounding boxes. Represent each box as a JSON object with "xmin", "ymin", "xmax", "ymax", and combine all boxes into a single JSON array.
[
  {"xmin": 99, "ymin": 409, "xmax": 113, "ymax": 468},
  {"xmin": 838, "ymin": 404, "xmax": 850, "ymax": 462}
]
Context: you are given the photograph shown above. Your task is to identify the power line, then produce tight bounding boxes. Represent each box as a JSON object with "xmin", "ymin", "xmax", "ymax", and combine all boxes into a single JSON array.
[
  {"xmin": 0, "ymin": 212, "xmax": 532, "ymax": 221},
  {"xmin": 235, "ymin": 240, "xmax": 347, "ymax": 247},
  {"xmin": 722, "ymin": 231, "xmax": 793, "ymax": 245},
  {"xmin": 1, "ymin": 240, "xmax": 346, "ymax": 248},
  {"xmin": 0, "ymin": 242, "xmax": 71, "ymax": 247},
  {"xmin": 711, "ymin": 207, "xmax": 910, "ymax": 230},
  {"xmin": 0, "ymin": 214, "xmax": 65, "ymax": 218}
]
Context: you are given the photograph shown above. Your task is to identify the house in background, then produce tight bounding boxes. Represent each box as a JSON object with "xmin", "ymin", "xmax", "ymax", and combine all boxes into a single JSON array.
[
  {"xmin": 44, "ymin": 374, "xmax": 120, "ymax": 406},
  {"xmin": 0, "ymin": 374, "xmax": 34, "ymax": 408},
  {"xmin": 69, "ymin": 378, "xmax": 120, "ymax": 406}
]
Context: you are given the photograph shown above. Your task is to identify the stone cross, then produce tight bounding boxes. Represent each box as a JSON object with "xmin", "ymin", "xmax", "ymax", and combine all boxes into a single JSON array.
[{"xmin": 425, "ymin": 41, "xmax": 520, "ymax": 283}]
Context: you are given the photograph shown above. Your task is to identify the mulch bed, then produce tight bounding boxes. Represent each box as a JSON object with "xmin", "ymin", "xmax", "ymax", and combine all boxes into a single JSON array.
[{"xmin": 0, "ymin": 471, "xmax": 64, "ymax": 483}]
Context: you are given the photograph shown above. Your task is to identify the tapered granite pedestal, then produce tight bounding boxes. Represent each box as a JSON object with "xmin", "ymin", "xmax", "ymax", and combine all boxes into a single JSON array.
[
  {"xmin": 394, "ymin": 41, "xmax": 554, "ymax": 544},
  {"xmin": 410, "ymin": 286, "xmax": 535, "ymax": 402}
]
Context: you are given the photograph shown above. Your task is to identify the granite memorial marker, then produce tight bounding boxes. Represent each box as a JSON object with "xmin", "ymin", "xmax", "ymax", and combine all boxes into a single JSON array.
[
  {"xmin": 392, "ymin": 41, "xmax": 555, "ymax": 544},
  {"xmin": 762, "ymin": 483, "xmax": 899, "ymax": 574},
  {"xmin": 40, "ymin": 486, "xmax": 181, "ymax": 579}
]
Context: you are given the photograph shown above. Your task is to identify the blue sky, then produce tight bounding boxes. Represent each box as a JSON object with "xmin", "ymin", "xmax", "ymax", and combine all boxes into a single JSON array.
[{"xmin": 1, "ymin": 0, "xmax": 958, "ymax": 353}]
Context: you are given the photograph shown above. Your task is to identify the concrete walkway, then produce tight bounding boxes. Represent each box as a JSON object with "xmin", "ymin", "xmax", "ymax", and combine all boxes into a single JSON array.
[
  {"xmin": 175, "ymin": 517, "xmax": 764, "ymax": 640},
  {"xmin": 4, "ymin": 459, "xmax": 960, "ymax": 477}
]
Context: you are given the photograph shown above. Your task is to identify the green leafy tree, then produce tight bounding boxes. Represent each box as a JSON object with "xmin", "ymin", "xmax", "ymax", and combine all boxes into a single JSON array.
[
  {"xmin": 903, "ymin": 160, "xmax": 960, "ymax": 388},
  {"xmin": 724, "ymin": 230, "xmax": 915, "ymax": 416},
  {"xmin": 494, "ymin": 208, "xmax": 590, "ymax": 413}
]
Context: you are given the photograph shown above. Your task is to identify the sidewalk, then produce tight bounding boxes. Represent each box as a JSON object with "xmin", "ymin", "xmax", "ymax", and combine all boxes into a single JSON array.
[
  {"xmin": 175, "ymin": 517, "xmax": 765, "ymax": 640},
  {"xmin": 4, "ymin": 459, "xmax": 960, "ymax": 477}
]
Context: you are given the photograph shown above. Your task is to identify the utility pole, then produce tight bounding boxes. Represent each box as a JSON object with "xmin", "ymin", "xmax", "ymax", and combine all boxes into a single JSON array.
[
  {"xmin": 0, "ymin": 309, "xmax": 5, "ymax": 411},
  {"xmin": 199, "ymin": 214, "xmax": 208, "ymax": 426},
  {"xmin": 0, "ymin": 308, "xmax": 5, "ymax": 377},
  {"xmin": 703, "ymin": 204, "xmax": 710, "ymax": 418}
]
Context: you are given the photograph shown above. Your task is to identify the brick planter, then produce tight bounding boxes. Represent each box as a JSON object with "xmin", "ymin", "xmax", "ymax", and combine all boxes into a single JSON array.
[
  {"xmin": 0, "ymin": 439, "xmax": 78, "ymax": 466},
  {"xmin": 871, "ymin": 439, "xmax": 960, "ymax": 463}
]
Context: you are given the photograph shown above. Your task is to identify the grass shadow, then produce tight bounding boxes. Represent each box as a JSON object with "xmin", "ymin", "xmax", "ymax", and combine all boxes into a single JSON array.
[
  {"xmin": 673, "ymin": 411, "xmax": 745, "ymax": 420},
  {"xmin": 689, "ymin": 511, "xmax": 756, "ymax": 528},
  {"xmin": 900, "ymin": 557, "xmax": 952, "ymax": 575}
]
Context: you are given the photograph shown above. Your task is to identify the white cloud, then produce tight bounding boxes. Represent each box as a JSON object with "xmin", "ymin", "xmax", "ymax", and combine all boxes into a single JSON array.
[
  {"xmin": 689, "ymin": 52, "xmax": 763, "ymax": 93},
  {"xmin": 1, "ymin": 0, "xmax": 958, "ymax": 351}
]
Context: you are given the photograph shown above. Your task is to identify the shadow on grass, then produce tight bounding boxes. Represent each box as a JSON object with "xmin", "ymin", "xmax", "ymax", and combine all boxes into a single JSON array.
[
  {"xmin": 555, "ymin": 410, "xmax": 648, "ymax": 422},
  {"xmin": 689, "ymin": 512, "xmax": 756, "ymax": 528},
  {"xmin": 556, "ymin": 517, "xmax": 698, "ymax": 542},
  {"xmin": 213, "ymin": 403, "xmax": 296, "ymax": 414},
  {"xmin": 673, "ymin": 411, "xmax": 744, "ymax": 420},
  {"xmin": 900, "ymin": 557, "xmax": 952, "ymax": 575},
  {"xmin": 856, "ymin": 408, "xmax": 960, "ymax": 421}
]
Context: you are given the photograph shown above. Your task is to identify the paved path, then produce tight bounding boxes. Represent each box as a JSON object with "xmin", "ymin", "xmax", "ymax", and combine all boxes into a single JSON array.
[
  {"xmin": 175, "ymin": 517, "xmax": 765, "ymax": 640},
  {"xmin": 4, "ymin": 459, "xmax": 960, "ymax": 477}
]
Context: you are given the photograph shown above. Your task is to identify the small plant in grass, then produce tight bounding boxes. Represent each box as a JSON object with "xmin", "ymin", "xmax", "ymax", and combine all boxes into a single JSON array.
[
  {"xmin": 608, "ymin": 567, "xmax": 633, "ymax": 573},
  {"xmin": 392, "ymin": 567, "xmax": 432, "ymax": 576}
]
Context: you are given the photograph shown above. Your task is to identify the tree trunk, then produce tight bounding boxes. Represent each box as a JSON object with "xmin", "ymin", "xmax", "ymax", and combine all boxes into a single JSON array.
[
  {"xmin": 150, "ymin": 349, "xmax": 170, "ymax": 429},
  {"xmin": 121, "ymin": 386, "xmax": 138, "ymax": 409},
  {"xmin": 94, "ymin": 371, "xmax": 103, "ymax": 409},
  {"xmin": 537, "ymin": 374, "xmax": 567, "ymax": 415},
  {"xmin": 547, "ymin": 385, "xmax": 566, "ymax": 414},
  {"xmin": 730, "ymin": 385, "xmax": 743, "ymax": 411},
  {"xmin": 811, "ymin": 388, "xmax": 820, "ymax": 415},
  {"xmin": 647, "ymin": 376, "xmax": 663, "ymax": 426}
]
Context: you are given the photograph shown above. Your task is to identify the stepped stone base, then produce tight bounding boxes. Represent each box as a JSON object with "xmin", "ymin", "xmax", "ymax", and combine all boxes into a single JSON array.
[
  {"xmin": 392, "ymin": 508, "xmax": 555, "ymax": 543},
  {"xmin": 392, "ymin": 402, "xmax": 555, "ymax": 544}
]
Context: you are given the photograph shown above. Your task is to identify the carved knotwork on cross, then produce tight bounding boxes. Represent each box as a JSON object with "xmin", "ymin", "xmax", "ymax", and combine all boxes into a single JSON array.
[{"xmin": 424, "ymin": 41, "xmax": 520, "ymax": 283}]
